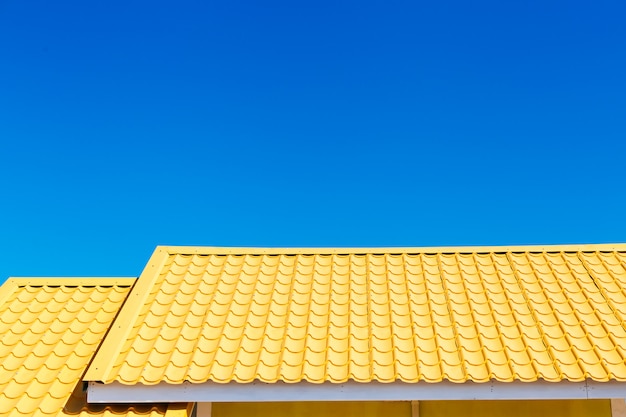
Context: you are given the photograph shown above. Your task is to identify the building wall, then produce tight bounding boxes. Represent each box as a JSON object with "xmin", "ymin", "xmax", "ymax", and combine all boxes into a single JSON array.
[
  {"xmin": 211, "ymin": 401, "xmax": 410, "ymax": 417},
  {"xmin": 208, "ymin": 399, "xmax": 612, "ymax": 417},
  {"xmin": 420, "ymin": 400, "xmax": 611, "ymax": 417}
]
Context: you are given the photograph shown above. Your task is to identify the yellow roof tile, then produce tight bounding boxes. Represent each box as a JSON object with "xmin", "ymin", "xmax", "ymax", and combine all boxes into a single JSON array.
[
  {"xmin": 0, "ymin": 278, "xmax": 191, "ymax": 417},
  {"xmin": 85, "ymin": 244, "xmax": 626, "ymax": 385}
]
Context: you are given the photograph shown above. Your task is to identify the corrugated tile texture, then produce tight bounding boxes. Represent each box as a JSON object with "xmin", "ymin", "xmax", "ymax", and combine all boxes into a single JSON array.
[
  {"xmin": 0, "ymin": 279, "xmax": 189, "ymax": 417},
  {"xmin": 86, "ymin": 247, "xmax": 626, "ymax": 385},
  {"xmin": 58, "ymin": 383, "xmax": 190, "ymax": 417}
]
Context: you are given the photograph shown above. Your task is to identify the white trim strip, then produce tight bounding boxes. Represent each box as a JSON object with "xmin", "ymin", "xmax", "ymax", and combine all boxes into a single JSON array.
[{"xmin": 88, "ymin": 380, "xmax": 626, "ymax": 403}]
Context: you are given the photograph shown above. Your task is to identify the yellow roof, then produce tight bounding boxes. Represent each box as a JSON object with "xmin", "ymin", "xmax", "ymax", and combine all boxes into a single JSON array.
[
  {"xmin": 86, "ymin": 244, "xmax": 626, "ymax": 385},
  {"xmin": 0, "ymin": 278, "xmax": 191, "ymax": 417}
]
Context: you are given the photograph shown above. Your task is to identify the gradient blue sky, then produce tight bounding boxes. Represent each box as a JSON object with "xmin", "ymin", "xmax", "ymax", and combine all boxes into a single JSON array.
[{"xmin": 1, "ymin": 1, "xmax": 625, "ymax": 281}]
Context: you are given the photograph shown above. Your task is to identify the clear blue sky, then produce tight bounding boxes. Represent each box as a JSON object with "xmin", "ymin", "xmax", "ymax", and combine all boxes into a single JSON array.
[{"xmin": 1, "ymin": 1, "xmax": 625, "ymax": 282}]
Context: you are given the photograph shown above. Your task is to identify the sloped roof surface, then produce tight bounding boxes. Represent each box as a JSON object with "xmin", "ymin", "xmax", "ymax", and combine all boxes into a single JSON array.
[
  {"xmin": 53, "ymin": 384, "xmax": 191, "ymax": 417},
  {"xmin": 86, "ymin": 245, "xmax": 626, "ymax": 385},
  {"xmin": 0, "ymin": 278, "xmax": 190, "ymax": 417}
]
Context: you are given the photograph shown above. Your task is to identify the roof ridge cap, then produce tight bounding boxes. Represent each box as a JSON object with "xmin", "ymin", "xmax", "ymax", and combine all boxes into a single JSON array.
[{"xmin": 157, "ymin": 243, "xmax": 626, "ymax": 255}]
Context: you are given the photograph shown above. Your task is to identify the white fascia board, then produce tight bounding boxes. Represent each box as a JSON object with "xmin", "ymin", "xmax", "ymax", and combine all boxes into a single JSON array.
[{"xmin": 87, "ymin": 380, "xmax": 626, "ymax": 403}]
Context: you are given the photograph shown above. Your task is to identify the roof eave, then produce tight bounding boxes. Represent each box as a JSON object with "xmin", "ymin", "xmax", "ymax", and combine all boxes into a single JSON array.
[{"xmin": 88, "ymin": 380, "xmax": 626, "ymax": 403}]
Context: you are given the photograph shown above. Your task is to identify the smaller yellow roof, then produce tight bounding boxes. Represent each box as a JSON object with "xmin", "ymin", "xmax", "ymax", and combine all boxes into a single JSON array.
[
  {"xmin": 54, "ymin": 383, "xmax": 192, "ymax": 417},
  {"xmin": 0, "ymin": 278, "xmax": 191, "ymax": 417}
]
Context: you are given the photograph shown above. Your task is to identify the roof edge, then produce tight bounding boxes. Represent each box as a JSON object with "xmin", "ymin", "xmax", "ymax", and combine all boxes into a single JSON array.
[
  {"xmin": 156, "ymin": 243, "xmax": 626, "ymax": 255},
  {"xmin": 85, "ymin": 249, "xmax": 170, "ymax": 382},
  {"xmin": 5, "ymin": 277, "xmax": 137, "ymax": 286},
  {"xmin": 88, "ymin": 379, "xmax": 626, "ymax": 402}
]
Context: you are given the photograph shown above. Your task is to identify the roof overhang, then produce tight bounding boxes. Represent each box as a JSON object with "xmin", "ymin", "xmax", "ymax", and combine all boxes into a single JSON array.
[{"xmin": 88, "ymin": 380, "xmax": 626, "ymax": 403}]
